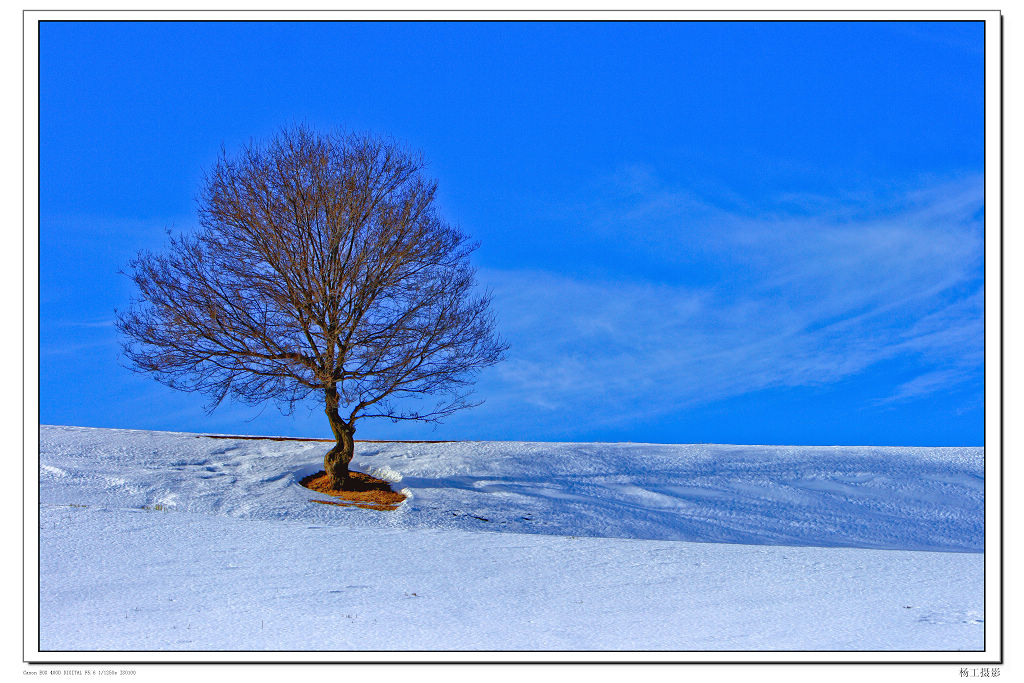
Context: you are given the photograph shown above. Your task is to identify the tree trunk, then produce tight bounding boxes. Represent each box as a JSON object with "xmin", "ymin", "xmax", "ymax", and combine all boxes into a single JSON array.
[{"xmin": 324, "ymin": 389, "xmax": 355, "ymax": 489}]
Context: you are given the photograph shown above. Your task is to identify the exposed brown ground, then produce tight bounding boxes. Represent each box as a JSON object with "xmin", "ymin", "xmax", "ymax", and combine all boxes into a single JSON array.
[{"xmin": 300, "ymin": 470, "xmax": 407, "ymax": 512}]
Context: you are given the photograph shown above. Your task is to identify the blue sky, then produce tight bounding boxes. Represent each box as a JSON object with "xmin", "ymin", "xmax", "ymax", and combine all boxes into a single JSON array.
[{"xmin": 38, "ymin": 20, "xmax": 986, "ymax": 445}]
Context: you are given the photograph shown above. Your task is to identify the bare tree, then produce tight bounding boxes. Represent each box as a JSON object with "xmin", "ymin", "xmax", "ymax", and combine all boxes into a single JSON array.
[{"xmin": 117, "ymin": 126, "xmax": 507, "ymax": 488}]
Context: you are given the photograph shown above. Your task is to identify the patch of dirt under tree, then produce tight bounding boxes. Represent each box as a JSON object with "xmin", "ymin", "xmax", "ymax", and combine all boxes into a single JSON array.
[{"xmin": 300, "ymin": 470, "xmax": 406, "ymax": 512}]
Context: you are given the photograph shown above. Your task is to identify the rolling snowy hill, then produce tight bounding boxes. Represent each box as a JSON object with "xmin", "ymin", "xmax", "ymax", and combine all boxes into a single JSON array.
[{"xmin": 36, "ymin": 425, "xmax": 985, "ymax": 654}]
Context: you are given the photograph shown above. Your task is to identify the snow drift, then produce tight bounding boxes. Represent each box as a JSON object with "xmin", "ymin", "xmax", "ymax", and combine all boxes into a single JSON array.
[
  {"xmin": 40, "ymin": 425, "xmax": 983, "ymax": 552},
  {"xmin": 36, "ymin": 426, "xmax": 985, "ymax": 652}
]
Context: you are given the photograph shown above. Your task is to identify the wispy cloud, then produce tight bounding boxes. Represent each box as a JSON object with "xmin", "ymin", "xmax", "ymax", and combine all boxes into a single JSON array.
[
  {"xmin": 873, "ymin": 369, "xmax": 975, "ymax": 407},
  {"xmin": 52, "ymin": 319, "xmax": 115, "ymax": 329},
  {"xmin": 475, "ymin": 174, "xmax": 983, "ymax": 435},
  {"xmin": 41, "ymin": 319, "xmax": 119, "ymax": 355},
  {"xmin": 41, "ymin": 339, "xmax": 117, "ymax": 357}
]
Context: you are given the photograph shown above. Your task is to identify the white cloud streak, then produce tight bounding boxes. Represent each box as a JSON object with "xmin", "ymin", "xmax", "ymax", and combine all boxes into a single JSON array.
[{"xmin": 474, "ymin": 174, "xmax": 983, "ymax": 434}]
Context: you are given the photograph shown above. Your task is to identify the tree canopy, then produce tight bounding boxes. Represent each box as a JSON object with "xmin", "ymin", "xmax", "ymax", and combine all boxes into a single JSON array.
[{"xmin": 117, "ymin": 126, "xmax": 507, "ymax": 486}]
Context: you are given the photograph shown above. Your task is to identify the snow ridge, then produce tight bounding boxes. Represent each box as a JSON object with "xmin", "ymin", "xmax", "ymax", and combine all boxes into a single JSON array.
[{"xmin": 39, "ymin": 425, "xmax": 983, "ymax": 552}]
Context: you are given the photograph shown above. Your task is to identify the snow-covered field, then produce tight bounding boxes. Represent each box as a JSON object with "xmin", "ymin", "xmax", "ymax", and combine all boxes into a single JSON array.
[{"xmin": 36, "ymin": 425, "xmax": 985, "ymax": 654}]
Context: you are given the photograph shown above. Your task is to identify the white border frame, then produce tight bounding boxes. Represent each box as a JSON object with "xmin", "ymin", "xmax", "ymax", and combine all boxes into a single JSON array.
[{"xmin": 22, "ymin": 7, "xmax": 1003, "ymax": 667}]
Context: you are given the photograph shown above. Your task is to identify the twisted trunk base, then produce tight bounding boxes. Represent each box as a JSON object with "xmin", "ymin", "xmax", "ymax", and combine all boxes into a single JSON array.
[
  {"xmin": 324, "ymin": 428, "xmax": 355, "ymax": 490},
  {"xmin": 324, "ymin": 387, "xmax": 356, "ymax": 489}
]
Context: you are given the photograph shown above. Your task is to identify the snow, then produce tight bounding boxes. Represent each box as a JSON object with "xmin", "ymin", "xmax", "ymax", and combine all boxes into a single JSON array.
[{"xmin": 36, "ymin": 425, "xmax": 985, "ymax": 653}]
